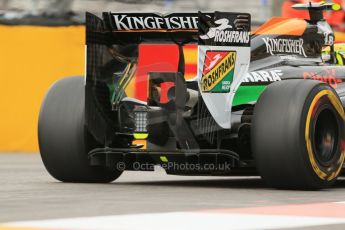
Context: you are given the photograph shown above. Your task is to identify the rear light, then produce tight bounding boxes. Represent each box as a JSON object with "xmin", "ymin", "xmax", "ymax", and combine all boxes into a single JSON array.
[{"xmin": 133, "ymin": 107, "xmax": 148, "ymax": 139}]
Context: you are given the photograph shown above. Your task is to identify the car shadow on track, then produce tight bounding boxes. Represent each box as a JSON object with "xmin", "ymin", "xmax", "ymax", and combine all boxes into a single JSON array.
[
  {"xmin": 116, "ymin": 177, "xmax": 269, "ymax": 189},
  {"xmin": 115, "ymin": 177, "xmax": 345, "ymax": 190}
]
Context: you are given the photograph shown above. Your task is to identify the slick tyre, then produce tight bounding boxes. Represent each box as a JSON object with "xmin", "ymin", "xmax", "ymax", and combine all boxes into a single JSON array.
[
  {"xmin": 252, "ymin": 79, "xmax": 345, "ymax": 190},
  {"xmin": 38, "ymin": 77, "xmax": 122, "ymax": 183}
]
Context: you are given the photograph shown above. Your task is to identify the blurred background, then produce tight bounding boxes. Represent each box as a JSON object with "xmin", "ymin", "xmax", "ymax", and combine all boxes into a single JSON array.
[
  {"xmin": 0, "ymin": 0, "xmax": 344, "ymax": 153},
  {"xmin": 0, "ymin": 0, "xmax": 273, "ymax": 23}
]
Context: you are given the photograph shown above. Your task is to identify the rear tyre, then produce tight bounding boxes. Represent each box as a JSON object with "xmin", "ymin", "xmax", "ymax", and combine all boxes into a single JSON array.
[
  {"xmin": 38, "ymin": 77, "xmax": 122, "ymax": 183},
  {"xmin": 252, "ymin": 80, "xmax": 345, "ymax": 189}
]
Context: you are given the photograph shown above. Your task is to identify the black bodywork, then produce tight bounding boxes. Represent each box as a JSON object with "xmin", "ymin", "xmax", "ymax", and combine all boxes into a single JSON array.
[{"xmin": 85, "ymin": 8, "xmax": 345, "ymax": 176}]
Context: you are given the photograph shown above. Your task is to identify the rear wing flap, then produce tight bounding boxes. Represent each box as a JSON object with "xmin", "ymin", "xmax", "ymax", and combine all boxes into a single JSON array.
[
  {"xmin": 86, "ymin": 12, "xmax": 206, "ymax": 45},
  {"xmin": 86, "ymin": 11, "xmax": 250, "ymax": 45}
]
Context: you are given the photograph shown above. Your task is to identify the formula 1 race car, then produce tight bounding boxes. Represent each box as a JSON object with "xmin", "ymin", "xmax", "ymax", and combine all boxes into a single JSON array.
[{"xmin": 39, "ymin": 2, "xmax": 345, "ymax": 189}]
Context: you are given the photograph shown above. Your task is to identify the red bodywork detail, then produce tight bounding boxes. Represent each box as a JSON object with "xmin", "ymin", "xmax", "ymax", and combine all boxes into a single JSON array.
[
  {"xmin": 184, "ymin": 64, "xmax": 197, "ymax": 77},
  {"xmin": 136, "ymin": 44, "xmax": 180, "ymax": 101},
  {"xmin": 303, "ymin": 69, "xmax": 342, "ymax": 88},
  {"xmin": 135, "ymin": 44, "xmax": 197, "ymax": 102}
]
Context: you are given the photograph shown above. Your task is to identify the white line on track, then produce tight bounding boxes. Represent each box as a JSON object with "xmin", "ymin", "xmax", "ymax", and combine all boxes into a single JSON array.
[
  {"xmin": 334, "ymin": 201, "xmax": 345, "ymax": 204},
  {"xmin": 3, "ymin": 202, "xmax": 345, "ymax": 230},
  {"xmin": 2, "ymin": 212, "xmax": 345, "ymax": 230}
]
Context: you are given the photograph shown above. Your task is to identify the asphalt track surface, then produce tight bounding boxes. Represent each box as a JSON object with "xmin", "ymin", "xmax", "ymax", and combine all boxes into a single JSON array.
[{"xmin": 2, "ymin": 153, "xmax": 345, "ymax": 229}]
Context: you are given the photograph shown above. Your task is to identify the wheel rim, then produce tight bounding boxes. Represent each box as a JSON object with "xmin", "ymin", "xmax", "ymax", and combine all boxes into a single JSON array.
[{"xmin": 313, "ymin": 107, "xmax": 339, "ymax": 166}]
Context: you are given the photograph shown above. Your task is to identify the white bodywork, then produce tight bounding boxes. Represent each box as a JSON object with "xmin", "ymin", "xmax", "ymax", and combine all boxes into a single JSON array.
[{"xmin": 197, "ymin": 45, "xmax": 251, "ymax": 129}]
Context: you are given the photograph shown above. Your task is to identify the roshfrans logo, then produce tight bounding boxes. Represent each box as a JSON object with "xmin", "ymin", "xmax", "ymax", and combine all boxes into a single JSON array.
[
  {"xmin": 262, "ymin": 37, "xmax": 307, "ymax": 57},
  {"xmin": 201, "ymin": 51, "xmax": 237, "ymax": 93},
  {"xmin": 112, "ymin": 14, "xmax": 198, "ymax": 30},
  {"xmin": 200, "ymin": 18, "xmax": 250, "ymax": 44}
]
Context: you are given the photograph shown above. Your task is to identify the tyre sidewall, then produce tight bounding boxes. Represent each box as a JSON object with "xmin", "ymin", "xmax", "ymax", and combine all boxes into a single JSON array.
[
  {"xmin": 38, "ymin": 77, "xmax": 122, "ymax": 183},
  {"xmin": 299, "ymin": 84, "xmax": 345, "ymax": 188}
]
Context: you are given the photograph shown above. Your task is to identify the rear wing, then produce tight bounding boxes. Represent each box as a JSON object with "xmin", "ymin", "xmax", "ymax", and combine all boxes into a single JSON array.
[
  {"xmin": 86, "ymin": 12, "xmax": 251, "ymax": 45},
  {"xmin": 86, "ymin": 12, "xmax": 202, "ymax": 45},
  {"xmin": 85, "ymin": 11, "xmax": 251, "ymax": 136},
  {"xmin": 86, "ymin": 11, "xmax": 251, "ymax": 74}
]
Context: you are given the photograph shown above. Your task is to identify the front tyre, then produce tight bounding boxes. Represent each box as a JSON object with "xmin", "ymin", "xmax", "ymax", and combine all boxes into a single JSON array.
[
  {"xmin": 38, "ymin": 77, "xmax": 122, "ymax": 183},
  {"xmin": 252, "ymin": 80, "xmax": 345, "ymax": 190}
]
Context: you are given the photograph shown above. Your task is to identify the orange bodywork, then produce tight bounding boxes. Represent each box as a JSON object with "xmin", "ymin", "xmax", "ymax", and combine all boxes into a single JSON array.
[{"xmin": 253, "ymin": 17, "xmax": 307, "ymax": 36}]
